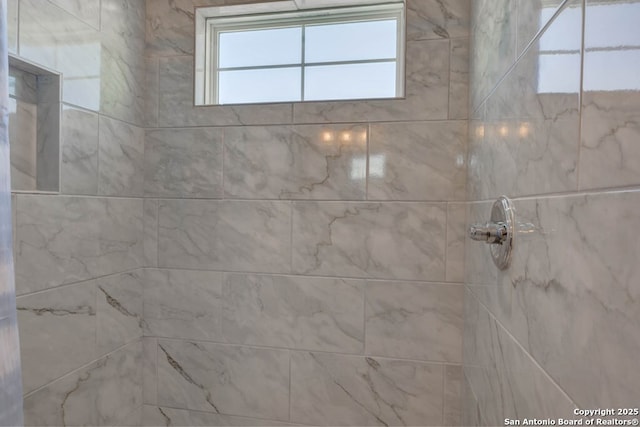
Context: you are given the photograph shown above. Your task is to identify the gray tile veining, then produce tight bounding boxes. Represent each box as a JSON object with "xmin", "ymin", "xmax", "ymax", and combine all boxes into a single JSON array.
[
  {"xmin": 142, "ymin": 405, "xmax": 294, "ymax": 427},
  {"xmin": 292, "ymin": 202, "xmax": 446, "ymax": 280},
  {"xmin": 406, "ymin": 0, "xmax": 470, "ymax": 41},
  {"xmin": 450, "ymin": 37, "xmax": 470, "ymax": 120},
  {"xmin": 61, "ymin": 105, "xmax": 99, "ymax": 195},
  {"xmin": 143, "ymin": 199, "xmax": 159, "ymax": 267},
  {"xmin": 156, "ymin": 339, "xmax": 290, "ymax": 421}
]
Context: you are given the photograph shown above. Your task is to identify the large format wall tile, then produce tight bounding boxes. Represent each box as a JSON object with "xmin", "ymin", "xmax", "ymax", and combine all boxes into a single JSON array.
[
  {"xmin": 50, "ymin": 0, "xmax": 101, "ymax": 30},
  {"xmin": 157, "ymin": 56, "xmax": 292, "ymax": 127},
  {"xmin": 290, "ymin": 351, "xmax": 444, "ymax": 426},
  {"xmin": 143, "ymin": 269, "xmax": 223, "ymax": 341},
  {"xmin": 224, "ymin": 124, "xmax": 367, "ymax": 200},
  {"xmin": 61, "ymin": 105, "xmax": 99, "ymax": 195},
  {"xmin": 98, "ymin": 116, "xmax": 145, "ymax": 197},
  {"xmin": 463, "ymin": 291, "xmax": 576, "ymax": 426},
  {"xmin": 15, "ymin": 195, "xmax": 143, "ymax": 294},
  {"xmin": 158, "ymin": 199, "xmax": 291, "ymax": 273},
  {"xmin": 23, "ymin": 340, "xmax": 142, "ymax": 427},
  {"xmin": 156, "ymin": 340, "xmax": 290, "ymax": 421},
  {"xmin": 450, "ymin": 38, "xmax": 470, "ymax": 120},
  {"xmin": 18, "ymin": 282, "xmax": 97, "ymax": 394},
  {"xmin": 368, "ymin": 121, "xmax": 467, "ymax": 201},
  {"xmin": 143, "ymin": 199, "xmax": 159, "ymax": 267},
  {"xmin": 142, "ymin": 405, "xmax": 293, "ymax": 427},
  {"xmin": 446, "ymin": 202, "xmax": 466, "ymax": 283},
  {"xmin": 293, "ymin": 39, "xmax": 450, "ymax": 123},
  {"xmin": 579, "ymin": 0, "xmax": 640, "ymax": 189},
  {"xmin": 221, "ymin": 273, "xmax": 364, "ymax": 353},
  {"xmin": 406, "ymin": 0, "xmax": 470, "ymax": 41},
  {"xmin": 145, "ymin": 128, "xmax": 223, "ymax": 198},
  {"xmin": 365, "ymin": 281, "xmax": 463, "ymax": 363},
  {"xmin": 96, "ymin": 271, "xmax": 143, "ymax": 355},
  {"xmin": 292, "ymin": 202, "xmax": 446, "ymax": 280}
]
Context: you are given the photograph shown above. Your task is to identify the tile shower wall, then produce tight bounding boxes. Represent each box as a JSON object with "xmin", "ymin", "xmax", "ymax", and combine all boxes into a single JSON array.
[
  {"xmin": 142, "ymin": 0, "xmax": 469, "ymax": 425},
  {"xmin": 464, "ymin": 0, "xmax": 640, "ymax": 424},
  {"xmin": 8, "ymin": 0, "xmax": 147, "ymax": 424}
]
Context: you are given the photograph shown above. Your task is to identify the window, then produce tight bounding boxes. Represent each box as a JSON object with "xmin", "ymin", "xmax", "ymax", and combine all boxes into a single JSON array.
[{"xmin": 195, "ymin": 1, "xmax": 405, "ymax": 105}]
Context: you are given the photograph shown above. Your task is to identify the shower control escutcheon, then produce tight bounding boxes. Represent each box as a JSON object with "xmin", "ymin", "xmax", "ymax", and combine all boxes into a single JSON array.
[{"xmin": 468, "ymin": 196, "xmax": 515, "ymax": 270}]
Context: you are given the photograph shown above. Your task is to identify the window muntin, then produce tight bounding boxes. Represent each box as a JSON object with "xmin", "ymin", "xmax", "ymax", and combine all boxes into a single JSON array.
[{"xmin": 200, "ymin": 3, "xmax": 405, "ymax": 105}]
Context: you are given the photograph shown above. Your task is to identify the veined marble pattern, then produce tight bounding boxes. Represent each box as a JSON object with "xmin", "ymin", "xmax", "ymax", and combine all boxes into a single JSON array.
[
  {"xmin": 292, "ymin": 202, "xmax": 446, "ymax": 280},
  {"xmin": 96, "ymin": 271, "xmax": 143, "ymax": 355},
  {"xmin": 290, "ymin": 352, "xmax": 444, "ymax": 426},
  {"xmin": 144, "ymin": 56, "xmax": 159, "ymax": 127},
  {"xmin": 368, "ymin": 121, "xmax": 467, "ymax": 201},
  {"xmin": 293, "ymin": 40, "xmax": 449, "ymax": 123},
  {"xmin": 143, "ymin": 199, "xmax": 159, "ymax": 267},
  {"xmin": 19, "ymin": 0, "xmax": 101, "ymax": 112},
  {"xmin": 61, "ymin": 105, "xmax": 99, "ymax": 195},
  {"xmin": 49, "ymin": 0, "xmax": 101, "ymax": 29},
  {"xmin": 446, "ymin": 202, "xmax": 466, "ymax": 283},
  {"xmin": 157, "ymin": 55, "xmax": 292, "ymax": 127},
  {"xmin": 221, "ymin": 273, "xmax": 364, "ymax": 353},
  {"xmin": 365, "ymin": 281, "xmax": 463, "ymax": 363},
  {"xmin": 469, "ymin": 0, "xmax": 516, "ymax": 111},
  {"xmin": 158, "ymin": 199, "xmax": 291, "ymax": 273},
  {"xmin": 17, "ymin": 281, "xmax": 97, "ymax": 394},
  {"xmin": 142, "ymin": 405, "xmax": 294, "ymax": 427},
  {"xmin": 406, "ymin": 0, "xmax": 470, "ymax": 41},
  {"xmin": 145, "ymin": 128, "xmax": 223, "ymax": 198},
  {"xmin": 143, "ymin": 337, "xmax": 158, "ymax": 405},
  {"xmin": 23, "ymin": 340, "xmax": 142, "ymax": 427},
  {"xmin": 444, "ymin": 365, "xmax": 463, "ymax": 426},
  {"xmin": 98, "ymin": 116, "xmax": 145, "ymax": 197},
  {"xmin": 156, "ymin": 340, "xmax": 290, "ymax": 420},
  {"xmin": 462, "ymin": 370, "xmax": 482, "ymax": 427},
  {"xmin": 224, "ymin": 124, "xmax": 367, "ymax": 200},
  {"xmin": 36, "ymin": 100, "xmax": 62, "ymax": 192},
  {"xmin": 143, "ymin": 268, "xmax": 223, "ymax": 341},
  {"xmin": 463, "ymin": 290, "xmax": 576, "ymax": 426},
  {"xmin": 15, "ymin": 195, "xmax": 143, "ymax": 294},
  {"xmin": 100, "ymin": 0, "xmax": 146, "ymax": 125},
  {"xmin": 450, "ymin": 38, "xmax": 470, "ymax": 120},
  {"xmin": 8, "ymin": 99, "xmax": 38, "ymax": 191}
]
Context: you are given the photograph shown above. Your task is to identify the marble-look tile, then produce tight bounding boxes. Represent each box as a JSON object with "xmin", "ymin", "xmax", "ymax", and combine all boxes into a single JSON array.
[
  {"xmin": 469, "ymin": 0, "xmax": 516, "ymax": 111},
  {"xmin": 365, "ymin": 281, "xmax": 463, "ymax": 362},
  {"xmin": 15, "ymin": 195, "xmax": 143, "ymax": 294},
  {"xmin": 407, "ymin": 0, "xmax": 470, "ymax": 41},
  {"xmin": 19, "ymin": 0, "xmax": 101, "ymax": 112},
  {"xmin": 144, "ymin": 56, "xmax": 159, "ymax": 127},
  {"xmin": 156, "ymin": 340, "xmax": 290, "ymax": 420},
  {"xmin": 145, "ymin": 128, "xmax": 223, "ymax": 198},
  {"xmin": 142, "ymin": 405, "xmax": 294, "ymax": 427},
  {"xmin": 444, "ymin": 365, "xmax": 463, "ymax": 426},
  {"xmin": 292, "ymin": 202, "xmax": 446, "ymax": 280},
  {"xmin": 9, "ymin": 99, "xmax": 38, "ymax": 191},
  {"xmin": 516, "ymin": 0, "xmax": 565, "ymax": 56},
  {"xmin": 61, "ymin": 105, "xmax": 99, "ymax": 195},
  {"xmin": 36, "ymin": 101, "xmax": 62, "ymax": 192},
  {"xmin": 463, "ymin": 290, "xmax": 576, "ymax": 426},
  {"xmin": 114, "ymin": 405, "xmax": 144, "ymax": 427},
  {"xmin": 23, "ymin": 340, "xmax": 142, "ymax": 427},
  {"xmin": 579, "ymin": 0, "xmax": 640, "ymax": 189},
  {"xmin": 96, "ymin": 271, "xmax": 143, "ymax": 355},
  {"xmin": 221, "ymin": 273, "xmax": 364, "ymax": 353},
  {"xmin": 158, "ymin": 199, "xmax": 291, "ymax": 273},
  {"xmin": 143, "ymin": 199, "xmax": 159, "ymax": 267},
  {"xmin": 49, "ymin": 0, "xmax": 101, "ymax": 29},
  {"xmin": 294, "ymin": 40, "xmax": 450, "ymax": 123},
  {"xmin": 143, "ymin": 269, "xmax": 223, "ymax": 341},
  {"xmin": 446, "ymin": 202, "xmax": 466, "ymax": 283},
  {"xmin": 224, "ymin": 124, "xmax": 367, "ymax": 200},
  {"xmin": 368, "ymin": 121, "xmax": 467, "ymax": 201},
  {"xmin": 143, "ymin": 337, "xmax": 158, "ymax": 406},
  {"xmin": 504, "ymin": 192, "xmax": 640, "ymax": 409},
  {"xmin": 100, "ymin": 0, "xmax": 146, "ymax": 125},
  {"xmin": 17, "ymin": 282, "xmax": 97, "ymax": 394},
  {"xmin": 157, "ymin": 55, "xmax": 292, "ymax": 127},
  {"xmin": 98, "ymin": 116, "xmax": 145, "ymax": 197},
  {"xmin": 290, "ymin": 351, "xmax": 444, "ymax": 426},
  {"xmin": 7, "ymin": 0, "xmax": 17, "ymax": 53},
  {"xmin": 462, "ymin": 370, "xmax": 482, "ymax": 427},
  {"xmin": 450, "ymin": 38, "xmax": 470, "ymax": 120}
]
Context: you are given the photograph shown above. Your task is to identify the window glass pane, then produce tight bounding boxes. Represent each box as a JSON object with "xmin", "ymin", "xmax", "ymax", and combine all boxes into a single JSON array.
[
  {"xmin": 219, "ymin": 27, "xmax": 302, "ymax": 68},
  {"xmin": 304, "ymin": 62, "xmax": 396, "ymax": 101},
  {"xmin": 305, "ymin": 19, "xmax": 397, "ymax": 63},
  {"xmin": 218, "ymin": 67, "xmax": 301, "ymax": 104}
]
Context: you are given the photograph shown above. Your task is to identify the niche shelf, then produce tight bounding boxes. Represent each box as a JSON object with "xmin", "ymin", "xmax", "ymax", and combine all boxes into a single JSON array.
[{"xmin": 8, "ymin": 55, "xmax": 61, "ymax": 193}]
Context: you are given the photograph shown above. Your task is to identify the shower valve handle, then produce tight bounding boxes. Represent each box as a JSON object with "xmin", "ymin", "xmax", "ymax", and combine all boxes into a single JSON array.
[{"xmin": 469, "ymin": 222, "xmax": 508, "ymax": 244}]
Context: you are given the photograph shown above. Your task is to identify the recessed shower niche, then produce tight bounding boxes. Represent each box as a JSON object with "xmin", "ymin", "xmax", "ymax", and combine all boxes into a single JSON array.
[{"xmin": 8, "ymin": 55, "xmax": 60, "ymax": 193}]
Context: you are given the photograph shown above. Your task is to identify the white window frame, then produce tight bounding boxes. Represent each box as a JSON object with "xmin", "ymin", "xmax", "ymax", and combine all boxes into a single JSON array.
[{"xmin": 195, "ymin": 1, "xmax": 405, "ymax": 106}]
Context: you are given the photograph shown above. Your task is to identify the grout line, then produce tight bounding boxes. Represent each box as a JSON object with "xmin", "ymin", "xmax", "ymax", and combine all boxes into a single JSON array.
[{"xmin": 444, "ymin": 202, "xmax": 450, "ymax": 281}]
